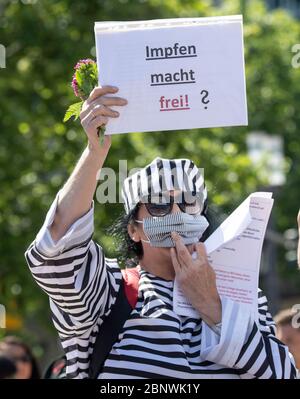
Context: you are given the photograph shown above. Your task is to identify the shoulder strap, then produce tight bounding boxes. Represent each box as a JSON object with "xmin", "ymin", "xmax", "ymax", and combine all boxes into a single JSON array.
[
  {"xmin": 88, "ymin": 266, "xmax": 139, "ymax": 379},
  {"xmin": 43, "ymin": 356, "xmax": 66, "ymax": 379},
  {"xmin": 122, "ymin": 266, "xmax": 140, "ymax": 309}
]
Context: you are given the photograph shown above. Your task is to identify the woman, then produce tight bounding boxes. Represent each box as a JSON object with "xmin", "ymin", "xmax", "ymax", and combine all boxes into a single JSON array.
[
  {"xmin": 0, "ymin": 336, "xmax": 40, "ymax": 379},
  {"xmin": 0, "ymin": 355, "xmax": 17, "ymax": 379},
  {"xmin": 25, "ymin": 85, "xmax": 296, "ymax": 379}
]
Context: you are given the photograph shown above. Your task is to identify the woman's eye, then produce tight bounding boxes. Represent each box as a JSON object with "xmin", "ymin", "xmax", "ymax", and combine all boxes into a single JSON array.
[
  {"xmin": 186, "ymin": 201, "xmax": 196, "ymax": 206},
  {"xmin": 148, "ymin": 204, "xmax": 171, "ymax": 214},
  {"xmin": 151, "ymin": 204, "xmax": 169, "ymax": 209}
]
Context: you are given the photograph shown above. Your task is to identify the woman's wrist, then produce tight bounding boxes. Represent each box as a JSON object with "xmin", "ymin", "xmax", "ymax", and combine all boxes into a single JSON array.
[
  {"xmin": 86, "ymin": 143, "xmax": 108, "ymax": 170},
  {"xmin": 196, "ymin": 297, "xmax": 222, "ymax": 326}
]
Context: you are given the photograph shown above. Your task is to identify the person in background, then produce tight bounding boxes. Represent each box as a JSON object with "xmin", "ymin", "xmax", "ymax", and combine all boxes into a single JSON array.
[
  {"xmin": 275, "ymin": 309, "xmax": 300, "ymax": 370},
  {"xmin": 0, "ymin": 355, "xmax": 17, "ymax": 379},
  {"xmin": 0, "ymin": 336, "xmax": 40, "ymax": 379},
  {"xmin": 297, "ymin": 210, "xmax": 300, "ymax": 269},
  {"xmin": 275, "ymin": 209, "xmax": 300, "ymax": 373}
]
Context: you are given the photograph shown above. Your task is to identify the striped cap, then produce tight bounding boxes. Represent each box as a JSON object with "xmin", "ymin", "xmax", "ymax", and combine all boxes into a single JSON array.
[{"xmin": 121, "ymin": 157, "xmax": 207, "ymax": 214}]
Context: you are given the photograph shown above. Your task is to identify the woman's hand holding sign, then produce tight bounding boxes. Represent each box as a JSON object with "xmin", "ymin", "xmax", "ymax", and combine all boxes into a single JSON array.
[
  {"xmin": 170, "ymin": 232, "xmax": 222, "ymax": 327},
  {"xmin": 50, "ymin": 85, "xmax": 127, "ymax": 242},
  {"xmin": 80, "ymin": 85, "xmax": 128, "ymax": 152}
]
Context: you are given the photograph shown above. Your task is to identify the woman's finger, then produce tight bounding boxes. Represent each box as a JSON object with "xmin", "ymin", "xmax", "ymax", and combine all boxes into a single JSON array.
[
  {"xmin": 99, "ymin": 96, "xmax": 128, "ymax": 107},
  {"xmin": 195, "ymin": 242, "xmax": 208, "ymax": 265},
  {"xmin": 87, "ymin": 85, "xmax": 119, "ymax": 103},
  {"xmin": 171, "ymin": 232, "xmax": 191, "ymax": 267},
  {"xmin": 170, "ymin": 247, "xmax": 181, "ymax": 275},
  {"xmin": 80, "ymin": 97, "xmax": 127, "ymax": 120},
  {"xmin": 86, "ymin": 115, "xmax": 109, "ymax": 131},
  {"xmin": 83, "ymin": 104, "xmax": 119, "ymax": 123}
]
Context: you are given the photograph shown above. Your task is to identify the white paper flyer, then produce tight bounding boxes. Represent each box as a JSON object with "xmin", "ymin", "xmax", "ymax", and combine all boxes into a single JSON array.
[{"xmin": 173, "ymin": 192, "xmax": 274, "ymax": 319}]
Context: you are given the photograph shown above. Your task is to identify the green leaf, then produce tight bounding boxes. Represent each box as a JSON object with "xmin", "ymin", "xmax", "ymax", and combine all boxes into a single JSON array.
[
  {"xmin": 97, "ymin": 125, "xmax": 106, "ymax": 145},
  {"xmin": 75, "ymin": 69, "xmax": 83, "ymax": 87},
  {"xmin": 75, "ymin": 62, "xmax": 98, "ymax": 99},
  {"xmin": 63, "ymin": 101, "xmax": 83, "ymax": 122}
]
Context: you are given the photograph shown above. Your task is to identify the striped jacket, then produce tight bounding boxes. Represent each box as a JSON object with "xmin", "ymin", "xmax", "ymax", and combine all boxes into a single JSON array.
[{"xmin": 25, "ymin": 194, "xmax": 297, "ymax": 379}]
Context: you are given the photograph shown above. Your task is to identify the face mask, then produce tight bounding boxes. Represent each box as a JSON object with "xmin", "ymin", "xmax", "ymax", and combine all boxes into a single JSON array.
[{"xmin": 135, "ymin": 212, "xmax": 209, "ymax": 248}]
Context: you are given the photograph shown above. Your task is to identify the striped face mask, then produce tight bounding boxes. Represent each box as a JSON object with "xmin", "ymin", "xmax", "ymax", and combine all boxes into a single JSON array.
[{"xmin": 135, "ymin": 212, "xmax": 209, "ymax": 248}]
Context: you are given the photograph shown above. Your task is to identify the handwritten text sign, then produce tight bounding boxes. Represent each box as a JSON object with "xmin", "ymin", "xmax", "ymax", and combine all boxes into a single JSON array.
[{"xmin": 94, "ymin": 16, "xmax": 248, "ymax": 134}]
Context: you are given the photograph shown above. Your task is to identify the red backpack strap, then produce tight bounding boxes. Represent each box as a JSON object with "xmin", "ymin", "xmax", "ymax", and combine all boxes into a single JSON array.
[{"xmin": 121, "ymin": 266, "xmax": 140, "ymax": 309}]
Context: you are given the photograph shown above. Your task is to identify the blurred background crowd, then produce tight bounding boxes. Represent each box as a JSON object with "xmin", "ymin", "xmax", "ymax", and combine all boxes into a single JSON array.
[{"xmin": 1, "ymin": 0, "xmax": 300, "ymax": 378}]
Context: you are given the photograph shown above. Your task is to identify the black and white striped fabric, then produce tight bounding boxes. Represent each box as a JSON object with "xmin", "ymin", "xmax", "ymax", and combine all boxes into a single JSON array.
[
  {"xmin": 25, "ymin": 194, "xmax": 297, "ymax": 379},
  {"xmin": 121, "ymin": 157, "xmax": 207, "ymax": 214}
]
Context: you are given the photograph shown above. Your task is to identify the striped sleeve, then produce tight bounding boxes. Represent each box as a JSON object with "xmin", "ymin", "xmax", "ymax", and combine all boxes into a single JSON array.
[
  {"xmin": 200, "ymin": 291, "xmax": 297, "ymax": 379},
  {"xmin": 24, "ymin": 192, "xmax": 122, "ymax": 337}
]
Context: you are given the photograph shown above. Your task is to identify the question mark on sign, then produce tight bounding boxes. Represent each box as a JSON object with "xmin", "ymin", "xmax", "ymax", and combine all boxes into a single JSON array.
[{"xmin": 200, "ymin": 90, "xmax": 210, "ymax": 109}]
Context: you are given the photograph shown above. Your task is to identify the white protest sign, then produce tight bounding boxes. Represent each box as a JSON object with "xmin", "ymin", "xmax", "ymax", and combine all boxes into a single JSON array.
[
  {"xmin": 94, "ymin": 16, "xmax": 248, "ymax": 135},
  {"xmin": 173, "ymin": 192, "xmax": 274, "ymax": 320}
]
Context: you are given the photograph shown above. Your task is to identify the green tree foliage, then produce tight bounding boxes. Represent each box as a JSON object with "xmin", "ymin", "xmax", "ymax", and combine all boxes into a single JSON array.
[{"xmin": 0, "ymin": 0, "xmax": 300, "ymax": 345}]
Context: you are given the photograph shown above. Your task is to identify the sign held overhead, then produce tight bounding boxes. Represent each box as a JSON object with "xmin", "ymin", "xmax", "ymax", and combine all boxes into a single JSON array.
[{"xmin": 94, "ymin": 16, "xmax": 248, "ymax": 135}]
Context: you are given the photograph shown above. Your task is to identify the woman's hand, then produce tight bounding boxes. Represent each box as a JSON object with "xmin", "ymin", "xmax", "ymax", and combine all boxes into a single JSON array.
[
  {"xmin": 170, "ymin": 232, "xmax": 222, "ymax": 326},
  {"xmin": 50, "ymin": 86, "xmax": 127, "ymax": 241},
  {"xmin": 80, "ymin": 85, "xmax": 128, "ymax": 153}
]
